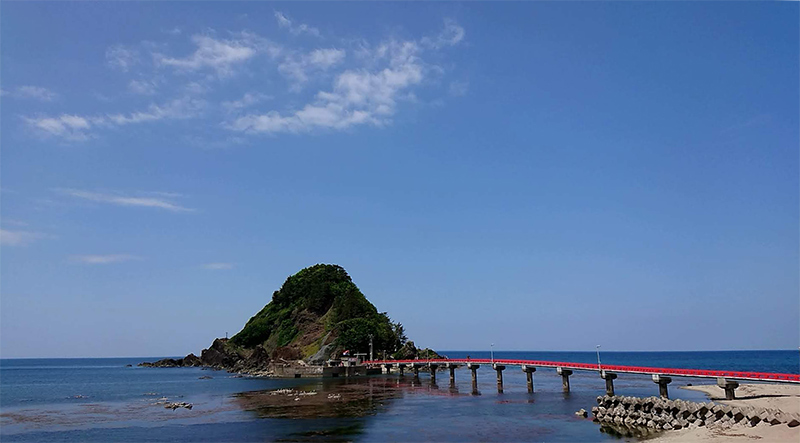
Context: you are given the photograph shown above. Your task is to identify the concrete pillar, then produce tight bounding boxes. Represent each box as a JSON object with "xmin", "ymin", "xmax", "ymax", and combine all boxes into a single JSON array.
[
  {"xmin": 412, "ymin": 363, "xmax": 422, "ymax": 379},
  {"xmin": 429, "ymin": 364, "xmax": 439, "ymax": 383},
  {"xmin": 493, "ymin": 364, "xmax": 506, "ymax": 393},
  {"xmin": 601, "ymin": 371, "xmax": 618, "ymax": 396},
  {"xmin": 557, "ymin": 367, "xmax": 573, "ymax": 392},
  {"xmin": 717, "ymin": 378, "xmax": 739, "ymax": 400},
  {"xmin": 467, "ymin": 363, "xmax": 480, "ymax": 395},
  {"xmin": 396, "ymin": 363, "xmax": 406, "ymax": 376},
  {"xmin": 445, "ymin": 363, "xmax": 459, "ymax": 385},
  {"xmin": 652, "ymin": 374, "xmax": 672, "ymax": 399},
  {"xmin": 522, "ymin": 365, "xmax": 536, "ymax": 393},
  {"xmin": 383, "ymin": 363, "xmax": 393, "ymax": 374}
]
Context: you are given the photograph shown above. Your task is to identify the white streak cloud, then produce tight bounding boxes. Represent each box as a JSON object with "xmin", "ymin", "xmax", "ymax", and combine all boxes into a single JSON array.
[
  {"xmin": 421, "ymin": 19, "xmax": 465, "ymax": 49},
  {"xmin": 203, "ymin": 262, "xmax": 234, "ymax": 270},
  {"xmin": 13, "ymin": 86, "xmax": 58, "ymax": 101},
  {"xmin": 0, "ymin": 229, "xmax": 46, "ymax": 246},
  {"xmin": 279, "ymin": 48, "xmax": 345, "ymax": 90},
  {"xmin": 23, "ymin": 114, "xmax": 93, "ymax": 141},
  {"xmin": 128, "ymin": 79, "xmax": 158, "ymax": 95},
  {"xmin": 69, "ymin": 254, "xmax": 140, "ymax": 264},
  {"xmin": 56, "ymin": 188, "xmax": 194, "ymax": 212},
  {"xmin": 274, "ymin": 11, "xmax": 320, "ymax": 37},
  {"xmin": 222, "ymin": 92, "xmax": 271, "ymax": 112},
  {"xmin": 155, "ymin": 33, "xmax": 278, "ymax": 77},
  {"xmin": 106, "ymin": 45, "xmax": 140, "ymax": 72}
]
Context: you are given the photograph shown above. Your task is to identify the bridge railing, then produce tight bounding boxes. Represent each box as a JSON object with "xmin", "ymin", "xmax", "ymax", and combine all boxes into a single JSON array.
[{"xmin": 366, "ymin": 358, "xmax": 800, "ymax": 383}]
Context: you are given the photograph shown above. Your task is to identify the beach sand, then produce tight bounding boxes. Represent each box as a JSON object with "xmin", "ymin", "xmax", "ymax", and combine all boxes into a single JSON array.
[{"xmin": 649, "ymin": 383, "xmax": 800, "ymax": 442}]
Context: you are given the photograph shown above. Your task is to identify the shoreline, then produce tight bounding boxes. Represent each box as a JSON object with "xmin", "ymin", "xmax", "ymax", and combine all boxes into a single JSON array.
[{"xmin": 647, "ymin": 383, "xmax": 800, "ymax": 442}]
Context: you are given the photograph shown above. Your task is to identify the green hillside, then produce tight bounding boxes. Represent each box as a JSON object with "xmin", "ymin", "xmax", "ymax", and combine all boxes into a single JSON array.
[{"xmin": 231, "ymin": 264, "xmax": 407, "ymax": 361}]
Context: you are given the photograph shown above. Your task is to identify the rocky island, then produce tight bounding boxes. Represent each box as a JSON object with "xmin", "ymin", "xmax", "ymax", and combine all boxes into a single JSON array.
[{"xmin": 140, "ymin": 264, "xmax": 439, "ymax": 377}]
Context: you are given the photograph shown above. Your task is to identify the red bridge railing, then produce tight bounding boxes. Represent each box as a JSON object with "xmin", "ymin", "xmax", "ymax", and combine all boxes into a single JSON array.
[{"xmin": 367, "ymin": 358, "xmax": 800, "ymax": 383}]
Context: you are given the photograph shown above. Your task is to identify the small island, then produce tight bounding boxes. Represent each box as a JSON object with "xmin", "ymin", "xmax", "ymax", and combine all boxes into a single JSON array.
[{"xmin": 141, "ymin": 264, "xmax": 440, "ymax": 377}]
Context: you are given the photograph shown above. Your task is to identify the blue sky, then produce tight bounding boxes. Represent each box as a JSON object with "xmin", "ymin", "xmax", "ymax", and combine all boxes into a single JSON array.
[{"xmin": 1, "ymin": 2, "xmax": 797, "ymax": 358}]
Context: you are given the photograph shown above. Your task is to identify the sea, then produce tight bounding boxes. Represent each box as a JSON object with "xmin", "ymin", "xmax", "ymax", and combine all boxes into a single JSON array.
[{"xmin": 1, "ymin": 351, "xmax": 797, "ymax": 442}]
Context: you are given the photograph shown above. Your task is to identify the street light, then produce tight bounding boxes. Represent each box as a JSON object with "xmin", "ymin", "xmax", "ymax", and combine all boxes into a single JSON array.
[
  {"xmin": 491, "ymin": 343, "xmax": 495, "ymax": 364},
  {"xmin": 369, "ymin": 334, "xmax": 374, "ymax": 362},
  {"xmin": 596, "ymin": 345, "xmax": 602, "ymax": 372}
]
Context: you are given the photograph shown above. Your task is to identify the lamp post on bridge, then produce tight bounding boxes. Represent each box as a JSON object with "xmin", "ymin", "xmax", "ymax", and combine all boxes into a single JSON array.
[
  {"xmin": 596, "ymin": 345, "xmax": 602, "ymax": 372},
  {"xmin": 369, "ymin": 334, "xmax": 374, "ymax": 363},
  {"xmin": 491, "ymin": 343, "xmax": 495, "ymax": 365}
]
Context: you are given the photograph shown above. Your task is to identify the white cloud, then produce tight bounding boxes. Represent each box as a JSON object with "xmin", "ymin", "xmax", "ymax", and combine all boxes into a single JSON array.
[
  {"xmin": 23, "ymin": 114, "xmax": 94, "ymax": 141},
  {"xmin": 230, "ymin": 41, "xmax": 423, "ymax": 134},
  {"xmin": 13, "ymin": 86, "xmax": 58, "ymax": 101},
  {"xmin": 106, "ymin": 45, "xmax": 140, "ymax": 72},
  {"xmin": 155, "ymin": 33, "xmax": 278, "ymax": 77},
  {"xmin": 274, "ymin": 11, "xmax": 320, "ymax": 37},
  {"xmin": 55, "ymin": 188, "xmax": 194, "ymax": 212},
  {"xmin": 449, "ymin": 80, "xmax": 469, "ymax": 97},
  {"xmin": 421, "ymin": 19, "xmax": 465, "ymax": 49},
  {"xmin": 24, "ymin": 96, "xmax": 205, "ymax": 140},
  {"xmin": 222, "ymin": 92, "xmax": 271, "ymax": 111},
  {"xmin": 203, "ymin": 262, "xmax": 234, "ymax": 270},
  {"xmin": 279, "ymin": 48, "xmax": 345, "ymax": 90},
  {"xmin": 128, "ymin": 79, "xmax": 158, "ymax": 95},
  {"xmin": 69, "ymin": 254, "xmax": 140, "ymax": 264},
  {"xmin": 0, "ymin": 229, "xmax": 46, "ymax": 246},
  {"xmin": 106, "ymin": 96, "xmax": 205, "ymax": 125}
]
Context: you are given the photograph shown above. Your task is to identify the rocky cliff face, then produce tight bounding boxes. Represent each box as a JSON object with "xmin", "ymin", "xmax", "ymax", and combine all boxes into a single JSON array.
[{"xmin": 140, "ymin": 264, "xmax": 435, "ymax": 375}]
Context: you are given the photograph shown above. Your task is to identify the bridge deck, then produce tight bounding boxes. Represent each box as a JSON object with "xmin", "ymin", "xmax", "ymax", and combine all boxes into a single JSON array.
[{"xmin": 368, "ymin": 358, "xmax": 800, "ymax": 384}]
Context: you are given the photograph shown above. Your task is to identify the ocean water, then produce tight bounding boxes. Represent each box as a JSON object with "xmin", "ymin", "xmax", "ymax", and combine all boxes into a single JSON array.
[{"xmin": 1, "ymin": 351, "xmax": 797, "ymax": 442}]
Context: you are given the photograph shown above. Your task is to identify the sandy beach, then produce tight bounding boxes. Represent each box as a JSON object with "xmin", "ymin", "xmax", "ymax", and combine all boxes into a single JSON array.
[{"xmin": 649, "ymin": 383, "xmax": 800, "ymax": 442}]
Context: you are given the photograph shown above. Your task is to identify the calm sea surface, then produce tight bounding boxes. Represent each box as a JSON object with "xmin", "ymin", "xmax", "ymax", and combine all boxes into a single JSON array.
[{"xmin": 1, "ymin": 351, "xmax": 797, "ymax": 442}]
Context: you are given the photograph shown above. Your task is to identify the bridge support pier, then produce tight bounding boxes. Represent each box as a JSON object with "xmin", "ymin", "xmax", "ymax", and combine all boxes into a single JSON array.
[
  {"xmin": 557, "ymin": 367, "xmax": 573, "ymax": 392},
  {"xmin": 522, "ymin": 365, "xmax": 536, "ymax": 393},
  {"xmin": 396, "ymin": 363, "xmax": 406, "ymax": 376},
  {"xmin": 468, "ymin": 363, "xmax": 480, "ymax": 395},
  {"xmin": 383, "ymin": 363, "xmax": 393, "ymax": 374},
  {"xmin": 652, "ymin": 374, "xmax": 672, "ymax": 399},
  {"xmin": 601, "ymin": 371, "xmax": 618, "ymax": 396},
  {"xmin": 412, "ymin": 363, "xmax": 422, "ymax": 379},
  {"xmin": 445, "ymin": 363, "xmax": 459, "ymax": 385},
  {"xmin": 717, "ymin": 378, "xmax": 739, "ymax": 400},
  {"xmin": 493, "ymin": 364, "xmax": 506, "ymax": 393},
  {"xmin": 429, "ymin": 364, "xmax": 439, "ymax": 383}
]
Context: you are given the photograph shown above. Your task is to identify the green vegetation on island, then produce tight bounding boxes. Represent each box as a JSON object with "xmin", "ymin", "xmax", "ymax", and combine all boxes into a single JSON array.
[{"xmin": 141, "ymin": 264, "xmax": 439, "ymax": 371}]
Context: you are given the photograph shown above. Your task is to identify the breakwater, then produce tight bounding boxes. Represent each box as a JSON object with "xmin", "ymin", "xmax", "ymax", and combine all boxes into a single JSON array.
[{"xmin": 591, "ymin": 394, "xmax": 800, "ymax": 437}]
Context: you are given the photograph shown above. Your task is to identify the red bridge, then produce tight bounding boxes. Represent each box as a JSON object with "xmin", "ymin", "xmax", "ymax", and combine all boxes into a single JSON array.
[{"xmin": 368, "ymin": 358, "xmax": 800, "ymax": 384}]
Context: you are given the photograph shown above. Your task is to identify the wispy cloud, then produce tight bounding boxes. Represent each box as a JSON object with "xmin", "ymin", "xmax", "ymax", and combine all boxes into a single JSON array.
[
  {"xmin": 55, "ymin": 188, "xmax": 194, "ymax": 212},
  {"xmin": 229, "ymin": 40, "xmax": 424, "ymax": 134},
  {"xmin": 106, "ymin": 45, "xmax": 140, "ymax": 72},
  {"xmin": 222, "ymin": 92, "xmax": 271, "ymax": 112},
  {"xmin": 274, "ymin": 11, "xmax": 320, "ymax": 37},
  {"xmin": 279, "ymin": 48, "xmax": 346, "ymax": 91},
  {"xmin": 24, "ymin": 96, "xmax": 205, "ymax": 140},
  {"xmin": 23, "ymin": 114, "xmax": 95, "ymax": 141},
  {"xmin": 449, "ymin": 80, "xmax": 469, "ymax": 97},
  {"xmin": 421, "ymin": 19, "xmax": 465, "ymax": 49},
  {"xmin": 69, "ymin": 254, "xmax": 140, "ymax": 264},
  {"xmin": 0, "ymin": 229, "xmax": 47, "ymax": 246},
  {"xmin": 203, "ymin": 262, "xmax": 234, "ymax": 270},
  {"xmin": 155, "ymin": 33, "xmax": 279, "ymax": 77},
  {"xmin": 128, "ymin": 79, "xmax": 158, "ymax": 95},
  {"xmin": 228, "ymin": 20, "xmax": 463, "ymax": 135},
  {"xmin": 106, "ymin": 96, "xmax": 205, "ymax": 125},
  {"xmin": 7, "ymin": 86, "xmax": 59, "ymax": 101}
]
